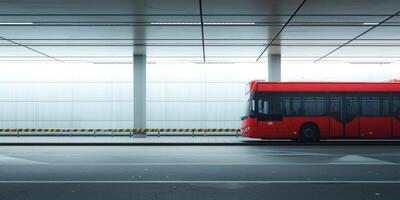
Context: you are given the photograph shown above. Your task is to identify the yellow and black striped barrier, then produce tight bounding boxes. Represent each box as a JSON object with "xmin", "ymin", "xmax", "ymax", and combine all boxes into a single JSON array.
[{"xmin": 0, "ymin": 128, "xmax": 241, "ymax": 136}]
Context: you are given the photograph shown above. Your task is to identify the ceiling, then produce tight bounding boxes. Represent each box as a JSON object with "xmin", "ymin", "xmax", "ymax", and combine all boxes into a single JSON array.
[{"xmin": 1, "ymin": 0, "xmax": 400, "ymax": 63}]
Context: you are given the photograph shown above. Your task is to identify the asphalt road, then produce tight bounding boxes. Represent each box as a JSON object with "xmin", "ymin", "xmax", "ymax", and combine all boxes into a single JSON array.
[{"xmin": 1, "ymin": 143, "xmax": 400, "ymax": 200}]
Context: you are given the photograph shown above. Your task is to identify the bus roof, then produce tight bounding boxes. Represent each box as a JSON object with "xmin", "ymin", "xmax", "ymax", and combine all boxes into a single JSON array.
[{"xmin": 250, "ymin": 81, "xmax": 400, "ymax": 92}]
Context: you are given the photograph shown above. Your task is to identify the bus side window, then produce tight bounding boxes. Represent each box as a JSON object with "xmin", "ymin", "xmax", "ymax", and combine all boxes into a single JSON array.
[
  {"xmin": 393, "ymin": 96, "xmax": 400, "ymax": 117},
  {"xmin": 345, "ymin": 96, "xmax": 359, "ymax": 122},
  {"xmin": 281, "ymin": 97, "xmax": 290, "ymax": 116},
  {"xmin": 292, "ymin": 97, "xmax": 302, "ymax": 116},
  {"xmin": 329, "ymin": 97, "xmax": 341, "ymax": 120}
]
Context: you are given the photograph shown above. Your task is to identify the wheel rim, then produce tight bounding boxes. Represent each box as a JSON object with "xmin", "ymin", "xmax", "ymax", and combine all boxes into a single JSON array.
[{"xmin": 303, "ymin": 128, "xmax": 314, "ymax": 138}]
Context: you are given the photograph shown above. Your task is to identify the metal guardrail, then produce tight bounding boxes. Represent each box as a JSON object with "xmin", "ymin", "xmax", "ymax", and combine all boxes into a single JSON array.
[{"xmin": 0, "ymin": 128, "xmax": 241, "ymax": 137}]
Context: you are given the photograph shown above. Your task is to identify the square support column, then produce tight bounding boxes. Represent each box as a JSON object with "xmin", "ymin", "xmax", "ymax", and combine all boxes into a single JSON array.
[
  {"xmin": 268, "ymin": 54, "xmax": 281, "ymax": 82},
  {"xmin": 133, "ymin": 55, "xmax": 146, "ymax": 128}
]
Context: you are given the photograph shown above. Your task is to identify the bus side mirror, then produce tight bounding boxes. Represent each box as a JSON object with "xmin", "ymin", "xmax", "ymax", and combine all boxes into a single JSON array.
[{"xmin": 241, "ymin": 116, "xmax": 248, "ymax": 120}]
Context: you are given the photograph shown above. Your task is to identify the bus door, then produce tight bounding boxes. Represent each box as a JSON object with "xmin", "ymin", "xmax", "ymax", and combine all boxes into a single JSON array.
[{"xmin": 343, "ymin": 96, "xmax": 360, "ymax": 137}]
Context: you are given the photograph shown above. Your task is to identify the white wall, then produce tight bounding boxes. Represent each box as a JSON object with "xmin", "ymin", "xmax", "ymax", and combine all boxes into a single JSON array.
[
  {"xmin": 0, "ymin": 62, "xmax": 133, "ymax": 128},
  {"xmin": 283, "ymin": 61, "xmax": 400, "ymax": 82},
  {"xmin": 146, "ymin": 62, "xmax": 266, "ymax": 128},
  {"xmin": 0, "ymin": 60, "xmax": 399, "ymax": 129}
]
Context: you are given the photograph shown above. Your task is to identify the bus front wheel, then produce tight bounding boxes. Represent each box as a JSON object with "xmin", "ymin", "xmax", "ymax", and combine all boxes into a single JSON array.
[{"xmin": 300, "ymin": 124, "xmax": 320, "ymax": 142}]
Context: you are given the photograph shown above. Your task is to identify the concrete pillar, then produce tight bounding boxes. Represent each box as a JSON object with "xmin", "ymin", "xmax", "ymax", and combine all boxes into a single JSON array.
[
  {"xmin": 133, "ymin": 55, "xmax": 146, "ymax": 128},
  {"xmin": 268, "ymin": 54, "xmax": 281, "ymax": 82}
]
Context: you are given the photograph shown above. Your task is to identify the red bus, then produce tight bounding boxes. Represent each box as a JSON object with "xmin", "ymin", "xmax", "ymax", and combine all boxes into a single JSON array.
[{"xmin": 241, "ymin": 81, "xmax": 400, "ymax": 142}]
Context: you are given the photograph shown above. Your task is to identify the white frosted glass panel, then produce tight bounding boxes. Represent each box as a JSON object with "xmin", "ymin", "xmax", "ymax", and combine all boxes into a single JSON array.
[
  {"xmin": 206, "ymin": 121, "xmax": 240, "ymax": 128},
  {"xmin": 110, "ymin": 121, "xmax": 133, "ymax": 128},
  {"xmin": 165, "ymin": 83, "xmax": 204, "ymax": 101},
  {"xmin": 36, "ymin": 102, "xmax": 73, "ymax": 120},
  {"xmin": 0, "ymin": 66, "xmax": 35, "ymax": 82},
  {"xmin": 283, "ymin": 61, "xmax": 400, "ymax": 82},
  {"xmin": 0, "ymin": 102, "xmax": 33, "ymax": 120},
  {"xmin": 106, "ymin": 65, "xmax": 132, "ymax": 82},
  {"xmin": 163, "ymin": 64, "xmax": 206, "ymax": 82},
  {"xmin": 35, "ymin": 121, "xmax": 73, "ymax": 128},
  {"xmin": 35, "ymin": 83, "xmax": 73, "ymax": 101},
  {"xmin": 165, "ymin": 102, "xmax": 203, "ymax": 120},
  {"xmin": 71, "ymin": 65, "xmax": 113, "ymax": 82},
  {"xmin": 32, "ymin": 65, "xmax": 74, "ymax": 82},
  {"xmin": 72, "ymin": 121, "xmax": 113, "ymax": 128},
  {"xmin": 0, "ymin": 121, "xmax": 17, "ymax": 128},
  {"xmin": 147, "ymin": 64, "xmax": 166, "ymax": 82},
  {"xmin": 205, "ymin": 63, "xmax": 266, "ymax": 82},
  {"xmin": 112, "ymin": 83, "xmax": 133, "ymax": 101},
  {"xmin": 206, "ymin": 102, "xmax": 245, "ymax": 121},
  {"xmin": 147, "ymin": 102, "xmax": 166, "ymax": 120},
  {"xmin": 0, "ymin": 84, "xmax": 34, "ymax": 101},
  {"xmin": 72, "ymin": 102, "xmax": 113, "ymax": 120},
  {"xmin": 112, "ymin": 102, "xmax": 133, "ymax": 120},
  {"xmin": 147, "ymin": 83, "xmax": 166, "ymax": 101},
  {"xmin": 205, "ymin": 83, "xmax": 246, "ymax": 101},
  {"xmin": 153, "ymin": 121, "xmax": 203, "ymax": 128},
  {"xmin": 15, "ymin": 121, "xmax": 35, "ymax": 128},
  {"xmin": 0, "ymin": 62, "xmax": 133, "ymax": 128},
  {"xmin": 72, "ymin": 83, "xmax": 112, "ymax": 101},
  {"xmin": 147, "ymin": 121, "xmax": 166, "ymax": 128},
  {"xmin": 15, "ymin": 102, "xmax": 35, "ymax": 120}
]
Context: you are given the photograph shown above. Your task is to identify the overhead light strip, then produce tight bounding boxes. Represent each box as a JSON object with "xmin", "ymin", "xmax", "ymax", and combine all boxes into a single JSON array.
[
  {"xmin": 362, "ymin": 22, "xmax": 379, "ymax": 25},
  {"xmin": 0, "ymin": 22, "xmax": 33, "ymax": 25},
  {"xmin": 150, "ymin": 22, "xmax": 255, "ymax": 25}
]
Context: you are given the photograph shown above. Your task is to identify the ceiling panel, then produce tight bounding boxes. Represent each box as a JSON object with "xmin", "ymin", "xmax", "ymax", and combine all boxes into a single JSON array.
[
  {"xmin": 0, "ymin": 26, "xmax": 203, "ymax": 40},
  {"xmin": 329, "ymin": 46, "xmax": 400, "ymax": 57},
  {"xmin": 299, "ymin": 0, "xmax": 400, "ymax": 15},
  {"xmin": 0, "ymin": 0, "xmax": 399, "ymax": 62},
  {"xmin": 0, "ymin": 0, "xmax": 199, "ymax": 14},
  {"xmin": 282, "ymin": 26, "xmax": 371, "ymax": 40},
  {"xmin": 202, "ymin": 0, "xmax": 303, "ymax": 15},
  {"xmin": 357, "ymin": 26, "xmax": 400, "ymax": 39}
]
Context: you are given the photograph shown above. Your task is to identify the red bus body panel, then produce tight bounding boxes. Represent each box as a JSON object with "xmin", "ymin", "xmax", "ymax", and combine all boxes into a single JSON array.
[{"xmin": 241, "ymin": 81, "xmax": 400, "ymax": 139}]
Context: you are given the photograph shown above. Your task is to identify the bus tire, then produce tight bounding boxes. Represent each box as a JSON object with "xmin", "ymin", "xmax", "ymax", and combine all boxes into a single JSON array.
[{"xmin": 300, "ymin": 123, "xmax": 320, "ymax": 142}]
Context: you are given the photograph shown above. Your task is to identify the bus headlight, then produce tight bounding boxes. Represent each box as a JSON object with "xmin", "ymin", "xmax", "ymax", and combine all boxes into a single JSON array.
[{"xmin": 245, "ymin": 127, "xmax": 250, "ymax": 132}]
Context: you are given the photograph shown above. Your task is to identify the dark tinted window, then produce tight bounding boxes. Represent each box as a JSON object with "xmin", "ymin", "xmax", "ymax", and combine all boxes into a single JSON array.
[
  {"xmin": 393, "ymin": 95, "xmax": 400, "ymax": 116},
  {"xmin": 361, "ymin": 97, "xmax": 380, "ymax": 116},
  {"xmin": 360, "ymin": 94, "xmax": 390, "ymax": 116},
  {"xmin": 329, "ymin": 96, "xmax": 341, "ymax": 119},
  {"xmin": 281, "ymin": 96, "xmax": 290, "ymax": 116},
  {"xmin": 291, "ymin": 96, "xmax": 303, "ymax": 116},
  {"xmin": 345, "ymin": 96, "xmax": 359, "ymax": 121},
  {"xmin": 381, "ymin": 95, "xmax": 390, "ymax": 116},
  {"xmin": 270, "ymin": 94, "xmax": 282, "ymax": 114},
  {"xmin": 303, "ymin": 96, "xmax": 326, "ymax": 116}
]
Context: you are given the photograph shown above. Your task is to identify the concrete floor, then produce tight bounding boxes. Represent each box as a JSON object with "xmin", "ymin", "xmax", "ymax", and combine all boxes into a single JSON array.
[
  {"xmin": 0, "ymin": 135, "xmax": 254, "ymax": 144},
  {"xmin": 1, "ymin": 144, "xmax": 400, "ymax": 199}
]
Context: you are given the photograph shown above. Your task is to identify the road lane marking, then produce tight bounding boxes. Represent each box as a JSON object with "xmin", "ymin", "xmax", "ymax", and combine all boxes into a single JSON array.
[
  {"xmin": 0, "ymin": 162, "xmax": 397, "ymax": 166},
  {"xmin": 0, "ymin": 180, "xmax": 399, "ymax": 184}
]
